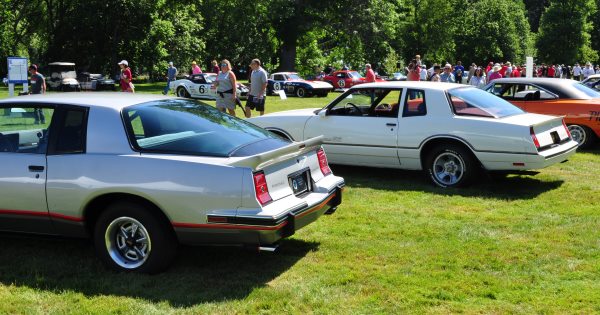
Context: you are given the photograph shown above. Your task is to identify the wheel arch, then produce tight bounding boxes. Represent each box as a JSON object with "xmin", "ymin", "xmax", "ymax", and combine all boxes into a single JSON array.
[
  {"xmin": 83, "ymin": 193, "xmax": 174, "ymax": 237},
  {"xmin": 419, "ymin": 136, "xmax": 481, "ymax": 169}
]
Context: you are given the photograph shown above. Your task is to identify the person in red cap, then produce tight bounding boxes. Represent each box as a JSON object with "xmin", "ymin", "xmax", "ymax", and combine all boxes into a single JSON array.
[{"xmin": 118, "ymin": 60, "xmax": 134, "ymax": 92}]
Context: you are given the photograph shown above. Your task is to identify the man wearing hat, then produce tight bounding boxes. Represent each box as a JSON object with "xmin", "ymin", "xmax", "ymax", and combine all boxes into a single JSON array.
[
  {"xmin": 163, "ymin": 61, "xmax": 178, "ymax": 95},
  {"xmin": 118, "ymin": 60, "xmax": 134, "ymax": 92},
  {"xmin": 28, "ymin": 64, "xmax": 46, "ymax": 124}
]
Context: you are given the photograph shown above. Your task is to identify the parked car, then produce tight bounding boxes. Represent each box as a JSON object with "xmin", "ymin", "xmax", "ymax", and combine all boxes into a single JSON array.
[
  {"xmin": 386, "ymin": 72, "xmax": 407, "ymax": 81},
  {"xmin": 170, "ymin": 73, "xmax": 249, "ymax": 100},
  {"xmin": 46, "ymin": 62, "xmax": 81, "ymax": 91},
  {"xmin": 267, "ymin": 72, "xmax": 333, "ymax": 97},
  {"xmin": 0, "ymin": 93, "xmax": 344, "ymax": 273},
  {"xmin": 582, "ymin": 74, "xmax": 600, "ymax": 91},
  {"xmin": 78, "ymin": 72, "xmax": 116, "ymax": 91},
  {"xmin": 320, "ymin": 70, "xmax": 385, "ymax": 90},
  {"xmin": 248, "ymin": 81, "xmax": 578, "ymax": 188},
  {"xmin": 483, "ymin": 78, "xmax": 600, "ymax": 148}
]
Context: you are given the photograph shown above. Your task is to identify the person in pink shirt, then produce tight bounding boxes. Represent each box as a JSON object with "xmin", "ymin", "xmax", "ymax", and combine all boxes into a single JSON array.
[
  {"xmin": 191, "ymin": 61, "xmax": 202, "ymax": 74},
  {"xmin": 365, "ymin": 63, "xmax": 376, "ymax": 82},
  {"xmin": 407, "ymin": 60, "xmax": 421, "ymax": 81},
  {"xmin": 488, "ymin": 64, "xmax": 503, "ymax": 82}
]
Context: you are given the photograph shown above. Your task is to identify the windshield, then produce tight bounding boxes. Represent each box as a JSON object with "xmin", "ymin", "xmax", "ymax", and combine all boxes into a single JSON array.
[
  {"xmin": 348, "ymin": 71, "xmax": 362, "ymax": 79},
  {"xmin": 448, "ymin": 87, "xmax": 524, "ymax": 118},
  {"xmin": 122, "ymin": 99, "xmax": 288, "ymax": 157},
  {"xmin": 49, "ymin": 66, "xmax": 77, "ymax": 79},
  {"xmin": 572, "ymin": 82, "xmax": 600, "ymax": 98},
  {"xmin": 288, "ymin": 73, "xmax": 302, "ymax": 80},
  {"xmin": 203, "ymin": 74, "xmax": 215, "ymax": 83}
]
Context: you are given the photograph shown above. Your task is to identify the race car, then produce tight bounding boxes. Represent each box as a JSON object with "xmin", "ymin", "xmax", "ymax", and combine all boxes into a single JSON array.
[
  {"xmin": 267, "ymin": 72, "xmax": 333, "ymax": 97},
  {"xmin": 169, "ymin": 73, "xmax": 249, "ymax": 100},
  {"xmin": 320, "ymin": 70, "xmax": 385, "ymax": 90}
]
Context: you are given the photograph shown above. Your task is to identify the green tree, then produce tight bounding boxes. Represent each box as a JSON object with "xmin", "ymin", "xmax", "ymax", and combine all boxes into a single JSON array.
[{"xmin": 536, "ymin": 0, "xmax": 598, "ymax": 64}]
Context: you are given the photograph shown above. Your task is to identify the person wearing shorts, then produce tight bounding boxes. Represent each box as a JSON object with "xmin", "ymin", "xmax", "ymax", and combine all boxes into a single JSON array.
[
  {"xmin": 245, "ymin": 59, "xmax": 268, "ymax": 118},
  {"xmin": 213, "ymin": 59, "xmax": 237, "ymax": 116}
]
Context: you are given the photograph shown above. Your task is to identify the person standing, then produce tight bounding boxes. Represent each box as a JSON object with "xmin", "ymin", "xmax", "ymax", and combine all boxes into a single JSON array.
[
  {"xmin": 213, "ymin": 59, "xmax": 238, "ymax": 116},
  {"xmin": 440, "ymin": 64, "xmax": 455, "ymax": 83},
  {"xmin": 191, "ymin": 61, "xmax": 202, "ymax": 74},
  {"xmin": 573, "ymin": 63, "xmax": 582, "ymax": 80},
  {"xmin": 488, "ymin": 64, "xmax": 503, "ymax": 82},
  {"xmin": 407, "ymin": 61, "xmax": 420, "ymax": 81},
  {"xmin": 211, "ymin": 60, "xmax": 219, "ymax": 74},
  {"xmin": 245, "ymin": 58, "xmax": 268, "ymax": 118},
  {"xmin": 163, "ymin": 61, "xmax": 177, "ymax": 95},
  {"xmin": 468, "ymin": 67, "xmax": 486, "ymax": 88},
  {"xmin": 420, "ymin": 64, "xmax": 428, "ymax": 81},
  {"xmin": 29, "ymin": 64, "xmax": 46, "ymax": 124},
  {"xmin": 365, "ymin": 63, "xmax": 376, "ymax": 82},
  {"xmin": 118, "ymin": 60, "xmax": 134, "ymax": 92},
  {"xmin": 454, "ymin": 61, "xmax": 464, "ymax": 83},
  {"xmin": 430, "ymin": 65, "xmax": 441, "ymax": 82},
  {"xmin": 582, "ymin": 62, "xmax": 595, "ymax": 80}
]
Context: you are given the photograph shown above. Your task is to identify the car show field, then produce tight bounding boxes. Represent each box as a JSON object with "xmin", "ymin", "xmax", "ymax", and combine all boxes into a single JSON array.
[{"xmin": 0, "ymin": 84, "xmax": 599, "ymax": 313}]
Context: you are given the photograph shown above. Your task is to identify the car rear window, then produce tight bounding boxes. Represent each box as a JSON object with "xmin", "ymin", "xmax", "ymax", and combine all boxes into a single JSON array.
[
  {"xmin": 571, "ymin": 82, "xmax": 600, "ymax": 98},
  {"xmin": 122, "ymin": 99, "xmax": 289, "ymax": 157},
  {"xmin": 448, "ymin": 87, "xmax": 525, "ymax": 118}
]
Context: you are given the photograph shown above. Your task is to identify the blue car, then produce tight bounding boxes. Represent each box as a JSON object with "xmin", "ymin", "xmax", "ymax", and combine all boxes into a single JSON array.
[{"xmin": 267, "ymin": 72, "xmax": 333, "ymax": 98}]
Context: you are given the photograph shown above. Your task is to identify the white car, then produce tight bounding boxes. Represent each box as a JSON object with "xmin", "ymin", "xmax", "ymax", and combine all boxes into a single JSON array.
[
  {"xmin": 0, "ymin": 93, "xmax": 344, "ymax": 273},
  {"xmin": 170, "ymin": 73, "xmax": 249, "ymax": 100},
  {"xmin": 248, "ymin": 81, "xmax": 578, "ymax": 188}
]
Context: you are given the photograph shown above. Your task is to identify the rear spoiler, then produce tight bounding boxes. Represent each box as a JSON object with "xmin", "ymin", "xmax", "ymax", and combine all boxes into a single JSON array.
[
  {"xmin": 531, "ymin": 115, "xmax": 565, "ymax": 128},
  {"xmin": 228, "ymin": 136, "xmax": 324, "ymax": 170}
]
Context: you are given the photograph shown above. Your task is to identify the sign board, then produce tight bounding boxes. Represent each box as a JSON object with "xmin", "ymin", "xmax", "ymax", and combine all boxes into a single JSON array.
[
  {"xmin": 526, "ymin": 56, "xmax": 533, "ymax": 78},
  {"xmin": 7, "ymin": 57, "xmax": 29, "ymax": 84},
  {"xmin": 275, "ymin": 90, "xmax": 287, "ymax": 100}
]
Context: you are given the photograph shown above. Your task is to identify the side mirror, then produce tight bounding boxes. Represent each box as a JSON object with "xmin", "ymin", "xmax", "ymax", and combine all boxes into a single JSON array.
[{"xmin": 318, "ymin": 110, "xmax": 327, "ymax": 118}]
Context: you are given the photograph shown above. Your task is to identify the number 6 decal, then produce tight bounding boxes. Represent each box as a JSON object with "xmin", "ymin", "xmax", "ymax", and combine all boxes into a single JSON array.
[
  {"xmin": 199, "ymin": 85, "xmax": 206, "ymax": 94},
  {"xmin": 338, "ymin": 80, "xmax": 345, "ymax": 88}
]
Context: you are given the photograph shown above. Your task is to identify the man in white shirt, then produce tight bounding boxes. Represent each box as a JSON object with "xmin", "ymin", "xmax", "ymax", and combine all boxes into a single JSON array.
[
  {"xmin": 582, "ymin": 62, "xmax": 595, "ymax": 80},
  {"xmin": 420, "ymin": 65, "xmax": 428, "ymax": 81},
  {"xmin": 573, "ymin": 63, "xmax": 583, "ymax": 80}
]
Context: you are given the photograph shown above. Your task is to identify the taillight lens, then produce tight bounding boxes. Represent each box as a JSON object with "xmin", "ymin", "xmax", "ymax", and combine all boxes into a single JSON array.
[
  {"xmin": 253, "ymin": 172, "xmax": 272, "ymax": 205},
  {"xmin": 562, "ymin": 120, "xmax": 572, "ymax": 138},
  {"xmin": 530, "ymin": 126, "xmax": 540, "ymax": 149},
  {"xmin": 317, "ymin": 148, "xmax": 332, "ymax": 176}
]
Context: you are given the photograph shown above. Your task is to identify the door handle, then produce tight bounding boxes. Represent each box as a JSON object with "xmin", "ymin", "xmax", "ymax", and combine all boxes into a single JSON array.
[
  {"xmin": 28, "ymin": 165, "xmax": 45, "ymax": 172},
  {"xmin": 386, "ymin": 123, "xmax": 397, "ymax": 127}
]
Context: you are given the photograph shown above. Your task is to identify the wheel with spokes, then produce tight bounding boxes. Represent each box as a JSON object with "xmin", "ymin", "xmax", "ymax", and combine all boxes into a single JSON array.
[
  {"xmin": 94, "ymin": 202, "xmax": 176, "ymax": 273},
  {"xmin": 568, "ymin": 124, "xmax": 595, "ymax": 149},
  {"xmin": 425, "ymin": 144, "xmax": 476, "ymax": 188}
]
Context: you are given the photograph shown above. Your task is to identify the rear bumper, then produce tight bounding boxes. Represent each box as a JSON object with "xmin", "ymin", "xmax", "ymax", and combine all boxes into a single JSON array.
[
  {"xmin": 477, "ymin": 140, "xmax": 578, "ymax": 171},
  {"xmin": 174, "ymin": 182, "xmax": 344, "ymax": 246}
]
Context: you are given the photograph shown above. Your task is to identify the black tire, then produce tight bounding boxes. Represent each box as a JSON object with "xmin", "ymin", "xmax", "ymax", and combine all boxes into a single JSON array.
[
  {"xmin": 177, "ymin": 87, "xmax": 190, "ymax": 98},
  {"xmin": 94, "ymin": 201, "xmax": 177, "ymax": 273},
  {"xmin": 568, "ymin": 124, "xmax": 596, "ymax": 149},
  {"xmin": 296, "ymin": 87, "xmax": 307, "ymax": 98},
  {"xmin": 425, "ymin": 144, "xmax": 477, "ymax": 188}
]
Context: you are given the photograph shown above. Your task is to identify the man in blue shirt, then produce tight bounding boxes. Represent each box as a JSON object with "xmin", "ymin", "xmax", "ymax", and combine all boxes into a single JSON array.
[
  {"xmin": 29, "ymin": 65, "xmax": 46, "ymax": 124},
  {"xmin": 163, "ymin": 62, "xmax": 178, "ymax": 95},
  {"xmin": 454, "ymin": 61, "xmax": 464, "ymax": 84}
]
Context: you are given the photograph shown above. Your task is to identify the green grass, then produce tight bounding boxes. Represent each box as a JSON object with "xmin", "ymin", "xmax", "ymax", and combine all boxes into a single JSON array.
[{"xmin": 1, "ymin": 83, "xmax": 600, "ymax": 314}]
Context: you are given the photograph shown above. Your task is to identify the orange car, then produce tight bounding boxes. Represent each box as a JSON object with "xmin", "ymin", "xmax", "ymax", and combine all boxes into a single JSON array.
[{"xmin": 484, "ymin": 78, "xmax": 600, "ymax": 148}]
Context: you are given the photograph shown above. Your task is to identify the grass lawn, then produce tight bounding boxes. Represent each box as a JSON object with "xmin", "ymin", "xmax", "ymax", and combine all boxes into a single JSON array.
[{"xmin": 0, "ymin": 83, "xmax": 599, "ymax": 314}]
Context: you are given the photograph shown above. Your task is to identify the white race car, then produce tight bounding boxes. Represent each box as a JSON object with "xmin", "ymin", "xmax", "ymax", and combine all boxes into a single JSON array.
[
  {"xmin": 249, "ymin": 81, "xmax": 578, "ymax": 188},
  {"xmin": 170, "ymin": 73, "xmax": 249, "ymax": 100}
]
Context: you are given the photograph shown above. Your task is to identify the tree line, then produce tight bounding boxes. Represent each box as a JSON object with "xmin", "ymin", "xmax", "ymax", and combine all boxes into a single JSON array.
[{"xmin": 0, "ymin": 0, "xmax": 598, "ymax": 78}]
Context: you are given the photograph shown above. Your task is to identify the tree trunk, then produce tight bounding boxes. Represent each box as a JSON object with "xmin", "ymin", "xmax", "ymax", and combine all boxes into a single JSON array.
[{"xmin": 279, "ymin": 40, "xmax": 297, "ymax": 72}]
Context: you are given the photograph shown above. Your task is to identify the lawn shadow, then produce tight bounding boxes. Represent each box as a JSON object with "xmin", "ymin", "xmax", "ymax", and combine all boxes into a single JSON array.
[
  {"xmin": 0, "ymin": 234, "xmax": 317, "ymax": 307},
  {"xmin": 331, "ymin": 164, "xmax": 564, "ymax": 200}
]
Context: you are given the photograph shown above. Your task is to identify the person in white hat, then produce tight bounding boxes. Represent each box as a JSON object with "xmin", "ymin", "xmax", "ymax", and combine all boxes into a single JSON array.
[
  {"xmin": 118, "ymin": 60, "xmax": 134, "ymax": 92},
  {"xmin": 163, "ymin": 61, "xmax": 177, "ymax": 95}
]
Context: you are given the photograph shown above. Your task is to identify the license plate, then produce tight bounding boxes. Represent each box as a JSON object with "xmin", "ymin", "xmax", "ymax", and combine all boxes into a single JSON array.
[{"xmin": 289, "ymin": 170, "xmax": 310, "ymax": 196}]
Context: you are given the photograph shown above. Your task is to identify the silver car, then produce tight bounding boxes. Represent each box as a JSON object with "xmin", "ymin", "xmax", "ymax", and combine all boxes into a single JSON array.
[{"xmin": 0, "ymin": 93, "xmax": 344, "ymax": 273}]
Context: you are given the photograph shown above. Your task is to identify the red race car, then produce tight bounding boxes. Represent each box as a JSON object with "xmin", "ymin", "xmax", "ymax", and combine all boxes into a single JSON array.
[{"xmin": 321, "ymin": 70, "xmax": 384, "ymax": 90}]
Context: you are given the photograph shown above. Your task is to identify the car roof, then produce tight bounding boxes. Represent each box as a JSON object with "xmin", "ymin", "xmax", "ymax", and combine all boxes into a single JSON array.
[
  {"xmin": 349, "ymin": 81, "xmax": 468, "ymax": 91},
  {"xmin": 0, "ymin": 93, "xmax": 173, "ymax": 110},
  {"xmin": 272, "ymin": 72, "xmax": 296, "ymax": 75},
  {"xmin": 48, "ymin": 62, "xmax": 76, "ymax": 66}
]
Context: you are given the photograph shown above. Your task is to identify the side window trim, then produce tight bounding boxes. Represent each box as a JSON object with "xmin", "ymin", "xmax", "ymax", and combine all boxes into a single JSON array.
[
  {"xmin": 47, "ymin": 105, "xmax": 89, "ymax": 155},
  {"xmin": 0, "ymin": 103, "xmax": 56, "ymax": 154},
  {"xmin": 402, "ymin": 89, "xmax": 427, "ymax": 117}
]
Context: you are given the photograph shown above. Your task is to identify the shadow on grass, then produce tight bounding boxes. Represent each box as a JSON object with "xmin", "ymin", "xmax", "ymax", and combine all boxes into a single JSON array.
[
  {"xmin": 331, "ymin": 164, "xmax": 564, "ymax": 200},
  {"xmin": 0, "ymin": 234, "xmax": 317, "ymax": 307}
]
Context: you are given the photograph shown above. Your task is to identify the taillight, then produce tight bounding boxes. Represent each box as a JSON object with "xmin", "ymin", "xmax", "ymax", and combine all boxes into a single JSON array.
[
  {"xmin": 253, "ymin": 172, "xmax": 272, "ymax": 205},
  {"xmin": 530, "ymin": 126, "xmax": 540, "ymax": 149},
  {"xmin": 317, "ymin": 148, "xmax": 332, "ymax": 176},
  {"xmin": 562, "ymin": 120, "xmax": 572, "ymax": 138}
]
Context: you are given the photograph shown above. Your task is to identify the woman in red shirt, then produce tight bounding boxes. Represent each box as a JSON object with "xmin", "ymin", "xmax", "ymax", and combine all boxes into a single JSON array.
[{"xmin": 118, "ymin": 60, "xmax": 134, "ymax": 92}]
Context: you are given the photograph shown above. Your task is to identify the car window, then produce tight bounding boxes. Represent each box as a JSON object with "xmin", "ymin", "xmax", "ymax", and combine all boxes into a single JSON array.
[
  {"xmin": 403, "ymin": 89, "xmax": 427, "ymax": 117},
  {"xmin": 274, "ymin": 75, "xmax": 285, "ymax": 81},
  {"xmin": 513, "ymin": 85, "xmax": 556, "ymax": 101},
  {"xmin": 448, "ymin": 87, "xmax": 524, "ymax": 118},
  {"xmin": 336, "ymin": 73, "xmax": 345, "ymax": 78},
  {"xmin": 328, "ymin": 89, "xmax": 401, "ymax": 118},
  {"xmin": 0, "ymin": 106, "xmax": 54, "ymax": 154},
  {"xmin": 572, "ymin": 82, "xmax": 600, "ymax": 98},
  {"xmin": 52, "ymin": 108, "xmax": 87, "ymax": 154},
  {"xmin": 122, "ymin": 99, "xmax": 289, "ymax": 157}
]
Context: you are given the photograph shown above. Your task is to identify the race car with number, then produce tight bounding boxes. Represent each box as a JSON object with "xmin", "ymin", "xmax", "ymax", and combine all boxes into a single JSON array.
[
  {"xmin": 169, "ymin": 73, "xmax": 249, "ymax": 100},
  {"xmin": 320, "ymin": 70, "xmax": 385, "ymax": 90},
  {"xmin": 267, "ymin": 72, "xmax": 333, "ymax": 98}
]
